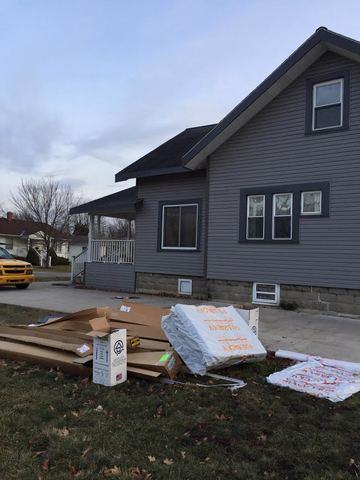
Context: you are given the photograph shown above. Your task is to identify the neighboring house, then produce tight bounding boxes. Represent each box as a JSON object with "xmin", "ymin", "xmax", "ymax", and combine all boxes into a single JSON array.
[
  {"xmin": 69, "ymin": 235, "xmax": 88, "ymax": 259},
  {"xmin": 71, "ymin": 27, "xmax": 360, "ymax": 314},
  {"xmin": 0, "ymin": 212, "xmax": 69, "ymax": 262}
]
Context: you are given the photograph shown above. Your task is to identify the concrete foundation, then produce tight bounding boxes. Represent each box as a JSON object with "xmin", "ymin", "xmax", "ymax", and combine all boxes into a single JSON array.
[
  {"xmin": 136, "ymin": 272, "xmax": 360, "ymax": 315},
  {"xmin": 136, "ymin": 272, "xmax": 208, "ymax": 299}
]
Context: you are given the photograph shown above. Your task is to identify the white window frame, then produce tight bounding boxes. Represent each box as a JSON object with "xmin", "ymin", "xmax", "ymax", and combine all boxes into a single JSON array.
[
  {"xmin": 312, "ymin": 78, "xmax": 343, "ymax": 131},
  {"xmin": 252, "ymin": 283, "xmax": 280, "ymax": 305},
  {"xmin": 246, "ymin": 195, "xmax": 265, "ymax": 240},
  {"xmin": 272, "ymin": 193, "xmax": 293, "ymax": 240},
  {"xmin": 161, "ymin": 203, "xmax": 198, "ymax": 250},
  {"xmin": 301, "ymin": 190, "xmax": 322, "ymax": 215}
]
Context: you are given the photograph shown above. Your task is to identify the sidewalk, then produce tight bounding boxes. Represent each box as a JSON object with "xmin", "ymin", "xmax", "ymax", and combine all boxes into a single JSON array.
[{"xmin": 0, "ymin": 281, "xmax": 359, "ymax": 362}]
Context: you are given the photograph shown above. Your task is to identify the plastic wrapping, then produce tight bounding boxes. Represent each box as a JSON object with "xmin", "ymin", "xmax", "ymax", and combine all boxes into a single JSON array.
[{"xmin": 161, "ymin": 304, "xmax": 266, "ymax": 375}]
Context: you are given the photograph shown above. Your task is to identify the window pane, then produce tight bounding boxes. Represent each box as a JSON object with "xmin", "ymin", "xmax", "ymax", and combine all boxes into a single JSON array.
[
  {"xmin": 302, "ymin": 191, "xmax": 321, "ymax": 214},
  {"xmin": 275, "ymin": 194, "xmax": 292, "ymax": 215},
  {"xmin": 180, "ymin": 205, "xmax": 197, "ymax": 248},
  {"xmin": 314, "ymin": 104, "xmax": 341, "ymax": 129},
  {"xmin": 163, "ymin": 207, "xmax": 179, "ymax": 247},
  {"xmin": 248, "ymin": 195, "xmax": 264, "ymax": 217},
  {"xmin": 247, "ymin": 217, "xmax": 264, "ymax": 239},
  {"xmin": 315, "ymin": 81, "xmax": 341, "ymax": 107},
  {"xmin": 274, "ymin": 216, "xmax": 291, "ymax": 239}
]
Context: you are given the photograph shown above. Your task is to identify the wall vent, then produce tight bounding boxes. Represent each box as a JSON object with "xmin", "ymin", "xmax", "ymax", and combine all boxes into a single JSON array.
[{"xmin": 178, "ymin": 278, "xmax": 192, "ymax": 296}]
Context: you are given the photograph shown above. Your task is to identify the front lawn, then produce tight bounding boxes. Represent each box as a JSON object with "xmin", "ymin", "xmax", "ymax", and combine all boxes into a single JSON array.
[{"xmin": 0, "ymin": 304, "xmax": 358, "ymax": 479}]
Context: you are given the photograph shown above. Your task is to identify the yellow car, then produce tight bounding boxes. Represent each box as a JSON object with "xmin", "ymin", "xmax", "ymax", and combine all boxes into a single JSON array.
[{"xmin": 0, "ymin": 247, "xmax": 35, "ymax": 289}]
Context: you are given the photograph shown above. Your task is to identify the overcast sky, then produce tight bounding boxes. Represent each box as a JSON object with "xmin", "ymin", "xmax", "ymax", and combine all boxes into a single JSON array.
[{"xmin": 1, "ymin": 0, "xmax": 360, "ymax": 210}]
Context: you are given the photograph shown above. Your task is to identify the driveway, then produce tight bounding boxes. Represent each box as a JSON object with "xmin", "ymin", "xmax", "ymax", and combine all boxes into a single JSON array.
[{"xmin": 0, "ymin": 281, "xmax": 359, "ymax": 362}]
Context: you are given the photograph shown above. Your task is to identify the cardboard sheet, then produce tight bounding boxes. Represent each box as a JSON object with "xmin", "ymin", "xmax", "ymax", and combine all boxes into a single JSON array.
[{"xmin": 108, "ymin": 301, "xmax": 169, "ymax": 327}]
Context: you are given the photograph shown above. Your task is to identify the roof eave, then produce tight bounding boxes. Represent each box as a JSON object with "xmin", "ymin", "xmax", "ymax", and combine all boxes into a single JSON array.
[{"xmin": 115, "ymin": 165, "xmax": 191, "ymax": 182}]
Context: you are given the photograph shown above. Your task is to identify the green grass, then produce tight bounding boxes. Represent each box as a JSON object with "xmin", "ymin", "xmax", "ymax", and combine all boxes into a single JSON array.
[
  {"xmin": 34, "ymin": 265, "xmax": 71, "ymax": 272},
  {"xmin": 0, "ymin": 304, "xmax": 359, "ymax": 480}
]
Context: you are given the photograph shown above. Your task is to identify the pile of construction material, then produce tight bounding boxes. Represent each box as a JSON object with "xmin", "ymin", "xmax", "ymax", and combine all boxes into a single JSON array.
[{"xmin": 0, "ymin": 302, "xmax": 181, "ymax": 382}]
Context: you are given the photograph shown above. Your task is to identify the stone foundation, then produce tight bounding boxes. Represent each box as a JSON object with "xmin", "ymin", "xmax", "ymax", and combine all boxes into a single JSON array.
[
  {"xmin": 137, "ymin": 272, "xmax": 360, "ymax": 315},
  {"xmin": 136, "ymin": 272, "xmax": 208, "ymax": 299}
]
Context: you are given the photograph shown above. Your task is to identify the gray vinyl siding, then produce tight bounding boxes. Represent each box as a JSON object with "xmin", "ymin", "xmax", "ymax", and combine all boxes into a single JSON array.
[
  {"xmin": 207, "ymin": 51, "xmax": 360, "ymax": 289},
  {"xmin": 135, "ymin": 172, "xmax": 206, "ymax": 276},
  {"xmin": 85, "ymin": 262, "xmax": 135, "ymax": 292}
]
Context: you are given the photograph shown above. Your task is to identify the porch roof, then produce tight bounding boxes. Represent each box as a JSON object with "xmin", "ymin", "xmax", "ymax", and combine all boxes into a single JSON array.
[{"xmin": 69, "ymin": 186, "xmax": 141, "ymax": 219}]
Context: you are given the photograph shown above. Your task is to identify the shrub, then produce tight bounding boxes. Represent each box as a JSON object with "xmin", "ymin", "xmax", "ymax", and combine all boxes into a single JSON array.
[
  {"xmin": 26, "ymin": 247, "xmax": 40, "ymax": 266},
  {"xmin": 280, "ymin": 300, "xmax": 298, "ymax": 311},
  {"xmin": 49, "ymin": 248, "xmax": 69, "ymax": 266}
]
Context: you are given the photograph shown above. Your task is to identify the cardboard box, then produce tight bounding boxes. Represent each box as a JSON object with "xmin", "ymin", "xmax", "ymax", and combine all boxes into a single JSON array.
[
  {"xmin": 127, "ymin": 350, "xmax": 182, "ymax": 379},
  {"xmin": 90, "ymin": 318, "xmax": 127, "ymax": 387},
  {"xmin": 109, "ymin": 301, "xmax": 170, "ymax": 327},
  {"xmin": 235, "ymin": 304, "xmax": 259, "ymax": 337}
]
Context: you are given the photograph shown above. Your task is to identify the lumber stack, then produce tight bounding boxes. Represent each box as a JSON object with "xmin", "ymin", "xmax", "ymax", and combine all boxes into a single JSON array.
[{"xmin": 0, "ymin": 302, "xmax": 182, "ymax": 380}]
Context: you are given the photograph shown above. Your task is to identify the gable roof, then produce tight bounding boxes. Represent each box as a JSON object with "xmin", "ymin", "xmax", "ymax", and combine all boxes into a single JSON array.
[
  {"xmin": 115, "ymin": 124, "xmax": 215, "ymax": 182},
  {"xmin": 0, "ymin": 217, "xmax": 65, "ymax": 238},
  {"xmin": 182, "ymin": 27, "xmax": 360, "ymax": 169}
]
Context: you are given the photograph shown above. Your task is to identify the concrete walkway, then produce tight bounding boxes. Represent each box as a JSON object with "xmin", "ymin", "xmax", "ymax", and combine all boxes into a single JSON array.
[{"xmin": 0, "ymin": 281, "xmax": 359, "ymax": 362}]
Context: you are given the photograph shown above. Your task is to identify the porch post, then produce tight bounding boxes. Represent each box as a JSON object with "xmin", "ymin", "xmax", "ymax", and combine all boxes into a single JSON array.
[
  {"xmin": 127, "ymin": 219, "xmax": 131, "ymax": 240},
  {"xmin": 87, "ymin": 214, "xmax": 94, "ymax": 262},
  {"xmin": 97, "ymin": 215, "xmax": 102, "ymax": 237}
]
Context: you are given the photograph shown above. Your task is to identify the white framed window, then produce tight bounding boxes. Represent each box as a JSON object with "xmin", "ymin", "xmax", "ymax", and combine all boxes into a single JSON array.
[
  {"xmin": 178, "ymin": 278, "xmax": 192, "ymax": 296},
  {"xmin": 272, "ymin": 193, "xmax": 293, "ymax": 240},
  {"xmin": 161, "ymin": 203, "xmax": 198, "ymax": 250},
  {"xmin": 252, "ymin": 283, "xmax": 280, "ymax": 305},
  {"xmin": 246, "ymin": 195, "xmax": 265, "ymax": 240},
  {"xmin": 312, "ymin": 78, "xmax": 343, "ymax": 131},
  {"xmin": 301, "ymin": 191, "xmax": 322, "ymax": 215}
]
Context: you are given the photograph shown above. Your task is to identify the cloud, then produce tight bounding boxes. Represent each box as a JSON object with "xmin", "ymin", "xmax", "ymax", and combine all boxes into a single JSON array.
[{"xmin": 0, "ymin": 104, "xmax": 61, "ymax": 171}]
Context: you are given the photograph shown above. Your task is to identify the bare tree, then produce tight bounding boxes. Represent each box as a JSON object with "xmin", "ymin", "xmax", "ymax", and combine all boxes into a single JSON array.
[
  {"xmin": 11, "ymin": 178, "xmax": 75, "ymax": 266},
  {"xmin": 106, "ymin": 218, "xmax": 135, "ymax": 239},
  {"xmin": 0, "ymin": 204, "xmax": 5, "ymax": 217}
]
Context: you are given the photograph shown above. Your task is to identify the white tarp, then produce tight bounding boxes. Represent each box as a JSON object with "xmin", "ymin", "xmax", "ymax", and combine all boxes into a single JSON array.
[
  {"xmin": 161, "ymin": 304, "xmax": 266, "ymax": 375},
  {"xmin": 267, "ymin": 357, "xmax": 360, "ymax": 402}
]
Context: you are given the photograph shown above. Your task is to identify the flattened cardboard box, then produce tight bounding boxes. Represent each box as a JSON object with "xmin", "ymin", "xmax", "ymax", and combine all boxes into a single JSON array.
[
  {"xmin": 109, "ymin": 301, "xmax": 169, "ymax": 327},
  {"xmin": 90, "ymin": 318, "xmax": 127, "ymax": 387}
]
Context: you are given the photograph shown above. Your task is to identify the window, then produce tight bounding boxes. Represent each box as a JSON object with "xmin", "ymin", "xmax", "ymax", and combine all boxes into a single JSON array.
[
  {"xmin": 272, "ymin": 193, "xmax": 293, "ymax": 240},
  {"xmin": 312, "ymin": 79, "xmax": 343, "ymax": 131},
  {"xmin": 246, "ymin": 195, "xmax": 265, "ymax": 239},
  {"xmin": 252, "ymin": 283, "xmax": 280, "ymax": 305},
  {"xmin": 161, "ymin": 203, "xmax": 198, "ymax": 250},
  {"xmin": 301, "ymin": 191, "xmax": 322, "ymax": 215}
]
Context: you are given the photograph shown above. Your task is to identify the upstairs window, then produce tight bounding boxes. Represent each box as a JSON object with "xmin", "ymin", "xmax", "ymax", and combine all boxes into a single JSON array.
[
  {"xmin": 301, "ymin": 191, "xmax": 322, "ymax": 215},
  {"xmin": 161, "ymin": 203, "xmax": 198, "ymax": 250},
  {"xmin": 272, "ymin": 193, "xmax": 293, "ymax": 240},
  {"xmin": 246, "ymin": 195, "xmax": 265, "ymax": 240},
  {"xmin": 312, "ymin": 79, "xmax": 343, "ymax": 131}
]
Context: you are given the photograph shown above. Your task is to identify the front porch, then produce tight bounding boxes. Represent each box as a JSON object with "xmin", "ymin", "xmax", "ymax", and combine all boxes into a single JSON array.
[{"xmin": 69, "ymin": 186, "xmax": 140, "ymax": 292}]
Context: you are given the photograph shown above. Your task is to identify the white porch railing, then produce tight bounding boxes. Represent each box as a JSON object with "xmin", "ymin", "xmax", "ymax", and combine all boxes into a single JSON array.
[
  {"xmin": 89, "ymin": 239, "xmax": 135, "ymax": 264},
  {"xmin": 71, "ymin": 248, "xmax": 88, "ymax": 282}
]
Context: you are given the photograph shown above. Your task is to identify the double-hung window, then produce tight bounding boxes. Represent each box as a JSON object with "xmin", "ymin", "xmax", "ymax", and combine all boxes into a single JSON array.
[
  {"xmin": 312, "ymin": 79, "xmax": 343, "ymax": 131},
  {"xmin": 246, "ymin": 195, "xmax": 265, "ymax": 240},
  {"xmin": 161, "ymin": 203, "xmax": 198, "ymax": 250},
  {"xmin": 272, "ymin": 193, "xmax": 293, "ymax": 240}
]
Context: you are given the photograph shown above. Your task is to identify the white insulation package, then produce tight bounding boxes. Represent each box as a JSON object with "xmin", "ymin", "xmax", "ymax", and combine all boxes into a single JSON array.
[
  {"xmin": 267, "ymin": 357, "xmax": 360, "ymax": 402},
  {"xmin": 161, "ymin": 305, "xmax": 267, "ymax": 375}
]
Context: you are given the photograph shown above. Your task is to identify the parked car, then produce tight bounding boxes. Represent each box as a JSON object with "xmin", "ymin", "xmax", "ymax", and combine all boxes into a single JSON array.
[{"xmin": 0, "ymin": 247, "xmax": 35, "ymax": 289}]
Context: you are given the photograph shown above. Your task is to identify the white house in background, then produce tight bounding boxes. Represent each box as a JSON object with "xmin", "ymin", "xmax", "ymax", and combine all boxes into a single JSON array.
[
  {"xmin": 68, "ymin": 235, "xmax": 88, "ymax": 259},
  {"xmin": 0, "ymin": 211, "xmax": 69, "ymax": 261}
]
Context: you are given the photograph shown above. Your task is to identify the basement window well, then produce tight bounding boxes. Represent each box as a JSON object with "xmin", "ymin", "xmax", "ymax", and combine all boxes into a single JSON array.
[{"xmin": 252, "ymin": 283, "xmax": 280, "ymax": 305}]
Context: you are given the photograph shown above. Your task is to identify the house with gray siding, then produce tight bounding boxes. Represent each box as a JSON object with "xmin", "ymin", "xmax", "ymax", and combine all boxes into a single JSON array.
[{"xmin": 71, "ymin": 27, "xmax": 360, "ymax": 314}]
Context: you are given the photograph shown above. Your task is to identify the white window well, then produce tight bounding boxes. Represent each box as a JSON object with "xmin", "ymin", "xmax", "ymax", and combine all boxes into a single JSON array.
[
  {"xmin": 178, "ymin": 278, "xmax": 192, "ymax": 296},
  {"xmin": 272, "ymin": 193, "xmax": 293, "ymax": 240},
  {"xmin": 301, "ymin": 191, "xmax": 322, "ymax": 215},
  {"xmin": 312, "ymin": 78, "xmax": 343, "ymax": 131},
  {"xmin": 246, "ymin": 195, "xmax": 265, "ymax": 240},
  {"xmin": 161, "ymin": 203, "xmax": 198, "ymax": 250},
  {"xmin": 253, "ymin": 283, "xmax": 280, "ymax": 305}
]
